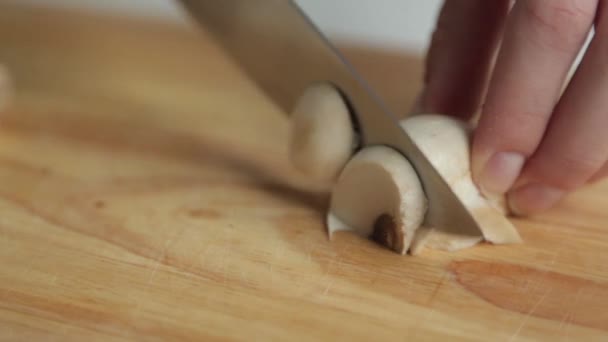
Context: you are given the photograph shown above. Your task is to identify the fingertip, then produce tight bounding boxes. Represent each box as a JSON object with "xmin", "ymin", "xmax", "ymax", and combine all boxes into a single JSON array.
[
  {"xmin": 469, "ymin": 130, "xmax": 497, "ymax": 194},
  {"xmin": 508, "ymin": 183, "xmax": 565, "ymax": 216},
  {"xmin": 476, "ymin": 151, "xmax": 525, "ymax": 197}
]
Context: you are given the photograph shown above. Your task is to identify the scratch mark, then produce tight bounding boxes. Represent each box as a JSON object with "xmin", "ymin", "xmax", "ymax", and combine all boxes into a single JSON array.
[
  {"xmin": 54, "ymin": 322, "xmax": 72, "ymax": 342},
  {"xmin": 303, "ymin": 235, "xmax": 316, "ymax": 264},
  {"xmin": 557, "ymin": 311, "xmax": 569, "ymax": 331},
  {"xmin": 131, "ymin": 226, "xmax": 184, "ymax": 318},
  {"xmin": 427, "ymin": 271, "xmax": 448, "ymax": 305},
  {"xmin": 451, "ymin": 260, "xmax": 608, "ymax": 332},
  {"xmin": 557, "ymin": 312, "xmax": 571, "ymax": 342},
  {"xmin": 0, "ymin": 259, "xmax": 36, "ymax": 301},
  {"xmin": 405, "ymin": 278, "xmax": 414, "ymax": 298},
  {"xmin": 272, "ymin": 243, "xmax": 285, "ymax": 261},
  {"xmin": 219, "ymin": 245, "xmax": 228, "ymax": 286},
  {"xmin": 564, "ymin": 312, "xmax": 574, "ymax": 341},
  {"xmin": 424, "ymin": 305, "xmax": 439, "ymax": 322},
  {"xmin": 322, "ymin": 255, "xmax": 340, "ymax": 283},
  {"xmin": 322, "ymin": 279, "xmax": 335, "ymax": 296},
  {"xmin": 50, "ymin": 274, "xmax": 58, "ymax": 286},
  {"xmin": 548, "ymin": 251, "xmax": 559, "ymax": 267},
  {"xmin": 0, "ymin": 325, "xmax": 12, "ymax": 340},
  {"xmin": 410, "ymin": 304, "xmax": 440, "ymax": 341},
  {"xmin": 508, "ymin": 288, "xmax": 552, "ymax": 342}
]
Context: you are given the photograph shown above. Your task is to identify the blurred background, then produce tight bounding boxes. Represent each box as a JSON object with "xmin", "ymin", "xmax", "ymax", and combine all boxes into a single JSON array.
[{"xmin": 8, "ymin": 0, "xmax": 443, "ymax": 54}]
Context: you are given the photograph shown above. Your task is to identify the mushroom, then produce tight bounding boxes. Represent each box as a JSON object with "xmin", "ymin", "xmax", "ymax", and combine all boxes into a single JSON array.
[
  {"xmin": 289, "ymin": 83, "xmax": 358, "ymax": 184},
  {"xmin": 400, "ymin": 114, "xmax": 521, "ymax": 252},
  {"xmin": 327, "ymin": 145, "xmax": 426, "ymax": 254},
  {"xmin": 288, "ymin": 85, "xmax": 521, "ymax": 254}
]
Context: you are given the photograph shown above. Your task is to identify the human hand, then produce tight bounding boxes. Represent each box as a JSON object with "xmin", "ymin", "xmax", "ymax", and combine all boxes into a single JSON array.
[{"xmin": 419, "ymin": 0, "xmax": 607, "ymax": 216}]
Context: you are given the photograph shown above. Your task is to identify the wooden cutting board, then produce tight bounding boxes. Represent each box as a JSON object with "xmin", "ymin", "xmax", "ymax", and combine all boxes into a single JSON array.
[{"xmin": 0, "ymin": 5, "xmax": 606, "ymax": 341}]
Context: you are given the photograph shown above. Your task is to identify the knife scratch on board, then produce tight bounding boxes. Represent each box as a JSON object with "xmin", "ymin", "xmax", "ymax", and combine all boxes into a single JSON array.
[
  {"xmin": 508, "ymin": 288, "xmax": 552, "ymax": 342},
  {"xmin": 557, "ymin": 312, "xmax": 571, "ymax": 336},
  {"xmin": 427, "ymin": 271, "xmax": 449, "ymax": 305},
  {"xmin": 50, "ymin": 273, "xmax": 58, "ymax": 286},
  {"xmin": 321, "ymin": 279, "xmax": 335, "ymax": 297},
  {"xmin": 132, "ymin": 229, "xmax": 181, "ymax": 317}
]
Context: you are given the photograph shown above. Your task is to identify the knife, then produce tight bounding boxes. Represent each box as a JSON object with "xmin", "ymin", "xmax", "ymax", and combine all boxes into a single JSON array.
[{"xmin": 180, "ymin": 0, "xmax": 482, "ymax": 236}]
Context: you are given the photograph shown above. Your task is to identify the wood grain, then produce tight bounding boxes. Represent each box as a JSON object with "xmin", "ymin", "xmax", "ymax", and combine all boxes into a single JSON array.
[{"xmin": 0, "ymin": 4, "xmax": 607, "ymax": 341}]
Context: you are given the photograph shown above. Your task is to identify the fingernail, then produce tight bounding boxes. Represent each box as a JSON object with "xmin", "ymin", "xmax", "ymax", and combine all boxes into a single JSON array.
[
  {"xmin": 477, "ymin": 152, "xmax": 525, "ymax": 196},
  {"xmin": 508, "ymin": 184, "xmax": 564, "ymax": 216}
]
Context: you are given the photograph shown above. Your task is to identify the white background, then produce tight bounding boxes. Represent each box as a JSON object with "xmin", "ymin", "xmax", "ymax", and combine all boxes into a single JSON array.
[{"xmin": 10, "ymin": 0, "xmax": 443, "ymax": 53}]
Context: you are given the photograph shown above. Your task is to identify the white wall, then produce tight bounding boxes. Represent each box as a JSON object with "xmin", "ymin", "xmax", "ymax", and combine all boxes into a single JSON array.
[
  {"xmin": 297, "ymin": 0, "xmax": 442, "ymax": 51},
  {"xmin": 9, "ymin": 0, "xmax": 443, "ymax": 53}
]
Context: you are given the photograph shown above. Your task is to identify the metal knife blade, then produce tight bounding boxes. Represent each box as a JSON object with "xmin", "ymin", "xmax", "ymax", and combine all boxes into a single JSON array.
[{"xmin": 180, "ymin": 0, "xmax": 482, "ymax": 236}]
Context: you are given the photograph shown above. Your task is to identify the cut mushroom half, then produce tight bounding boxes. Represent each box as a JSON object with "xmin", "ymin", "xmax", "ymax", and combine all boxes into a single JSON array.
[
  {"xmin": 327, "ymin": 146, "xmax": 427, "ymax": 254},
  {"xmin": 326, "ymin": 114, "xmax": 521, "ymax": 254},
  {"xmin": 400, "ymin": 114, "xmax": 521, "ymax": 250},
  {"xmin": 289, "ymin": 83, "xmax": 358, "ymax": 184}
]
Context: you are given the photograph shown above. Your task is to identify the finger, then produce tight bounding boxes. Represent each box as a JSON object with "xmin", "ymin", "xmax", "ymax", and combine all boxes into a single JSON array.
[
  {"xmin": 473, "ymin": 0, "xmax": 597, "ymax": 196},
  {"xmin": 418, "ymin": 0, "xmax": 510, "ymax": 119},
  {"xmin": 509, "ymin": 7, "xmax": 608, "ymax": 215}
]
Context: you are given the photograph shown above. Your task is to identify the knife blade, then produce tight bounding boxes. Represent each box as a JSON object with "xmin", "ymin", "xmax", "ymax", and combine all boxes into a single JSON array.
[{"xmin": 180, "ymin": 0, "xmax": 482, "ymax": 236}]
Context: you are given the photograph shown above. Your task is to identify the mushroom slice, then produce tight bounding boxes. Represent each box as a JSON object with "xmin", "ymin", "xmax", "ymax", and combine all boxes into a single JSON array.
[
  {"xmin": 401, "ymin": 114, "xmax": 521, "ymax": 251},
  {"xmin": 289, "ymin": 83, "xmax": 357, "ymax": 183},
  {"xmin": 327, "ymin": 146, "xmax": 427, "ymax": 254}
]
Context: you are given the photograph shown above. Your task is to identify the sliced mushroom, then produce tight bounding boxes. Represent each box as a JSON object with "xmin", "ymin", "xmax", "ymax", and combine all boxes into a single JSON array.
[
  {"xmin": 289, "ymin": 83, "xmax": 357, "ymax": 183},
  {"xmin": 400, "ymin": 114, "xmax": 521, "ymax": 249},
  {"xmin": 326, "ymin": 114, "xmax": 521, "ymax": 254},
  {"xmin": 327, "ymin": 146, "xmax": 427, "ymax": 254}
]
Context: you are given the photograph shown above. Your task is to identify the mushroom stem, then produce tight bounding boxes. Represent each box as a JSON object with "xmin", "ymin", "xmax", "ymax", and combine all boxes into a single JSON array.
[{"xmin": 371, "ymin": 214, "xmax": 403, "ymax": 253}]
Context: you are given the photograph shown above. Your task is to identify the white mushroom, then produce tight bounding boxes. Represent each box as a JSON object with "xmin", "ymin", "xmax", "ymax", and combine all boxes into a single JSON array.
[
  {"xmin": 289, "ymin": 83, "xmax": 357, "ymax": 183},
  {"xmin": 400, "ymin": 114, "xmax": 521, "ymax": 252},
  {"xmin": 292, "ymin": 88, "xmax": 521, "ymax": 254},
  {"xmin": 327, "ymin": 145, "xmax": 426, "ymax": 254}
]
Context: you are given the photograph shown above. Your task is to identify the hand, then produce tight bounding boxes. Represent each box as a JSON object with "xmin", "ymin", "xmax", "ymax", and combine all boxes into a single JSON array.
[{"xmin": 419, "ymin": 0, "xmax": 607, "ymax": 216}]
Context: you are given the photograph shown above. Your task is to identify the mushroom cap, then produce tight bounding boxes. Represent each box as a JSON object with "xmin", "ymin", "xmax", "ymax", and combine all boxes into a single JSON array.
[
  {"xmin": 289, "ymin": 83, "xmax": 356, "ymax": 183},
  {"xmin": 327, "ymin": 146, "xmax": 427, "ymax": 254}
]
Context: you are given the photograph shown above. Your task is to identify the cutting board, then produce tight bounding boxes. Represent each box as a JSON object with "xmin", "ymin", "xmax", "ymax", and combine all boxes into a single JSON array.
[{"xmin": 0, "ymin": 5, "xmax": 607, "ymax": 341}]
